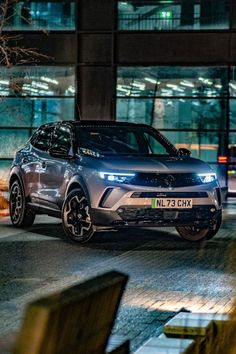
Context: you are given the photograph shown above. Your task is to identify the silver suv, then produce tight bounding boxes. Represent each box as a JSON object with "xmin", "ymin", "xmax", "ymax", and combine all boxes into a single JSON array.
[{"xmin": 9, "ymin": 121, "xmax": 222, "ymax": 243}]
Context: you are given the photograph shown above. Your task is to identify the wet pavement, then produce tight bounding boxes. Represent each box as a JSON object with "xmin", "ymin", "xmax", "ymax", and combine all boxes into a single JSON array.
[{"xmin": 0, "ymin": 202, "xmax": 236, "ymax": 352}]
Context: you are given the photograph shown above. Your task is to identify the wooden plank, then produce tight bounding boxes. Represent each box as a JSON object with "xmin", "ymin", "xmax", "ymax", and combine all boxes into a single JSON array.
[{"xmin": 13, "ymin": 271, "xmax": 128, "ymax": 354}]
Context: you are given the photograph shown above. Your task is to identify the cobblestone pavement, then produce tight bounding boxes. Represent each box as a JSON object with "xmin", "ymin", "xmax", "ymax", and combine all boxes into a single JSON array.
[{"xmin": 0, "ymin": 204, "xmax": 236, "ymax": 352}]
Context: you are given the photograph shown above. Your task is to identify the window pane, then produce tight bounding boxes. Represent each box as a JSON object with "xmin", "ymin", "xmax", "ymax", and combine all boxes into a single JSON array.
[
  {"xmin": 229, "ymin": 67, "xmax": 236, "ymax": 97},
  {"xmin": 0, "ymin": 98, "xmax": 75, "ymax": 127},
  {"xmin": 118, "ymin": 0, "xmax": 229, "ymax": 31},
  {"xmin": 0, "ymin": 66, "xmax": 75, "ymax": 97},
  {"xmin": 229, "ymin": 99, "xmax": 236, "ymax": 129},
  {"xmin": 228, "ymin": 133, "xmax": 236, "ymax": 192},
  {"xmin": 4, "ymin": 1, "xmax": 75, "ymax": 31},
  {"xmin": 117, "ymin": 98, "xmax": 226, "ymax": 130},
  {"xmin": 117, "ymin": 67, "xmax": 228, "ymax": 97},
  {"xmin": 164, "ymin": 131, "xmax": 226, "ymax": 163},
  {"xmin": 0, "ymin": 130, "xmax": 31, "ymax": 158},
  {"xmin": 228, "ymin": 133, "xmax": 236, "ymax": 164}
]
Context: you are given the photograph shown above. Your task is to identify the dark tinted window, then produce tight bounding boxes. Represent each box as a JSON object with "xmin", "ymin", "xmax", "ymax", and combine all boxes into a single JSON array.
[
  {"xmin": 31, "ymin": 125, "xmax": 54, "ymax": 151},
  {"xmin": 76, "ymin": 125, "xmax": 177, "ymax": 156},
  {"xmin": 51, "ymin": 124, "xmax": 72, "ymax": 155}
]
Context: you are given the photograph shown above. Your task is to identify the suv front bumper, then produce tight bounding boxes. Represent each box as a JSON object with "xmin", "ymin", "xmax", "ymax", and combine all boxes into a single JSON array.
[{"xmin": 90, "ymin": 186, "xmax": 222, "ymax": 229}]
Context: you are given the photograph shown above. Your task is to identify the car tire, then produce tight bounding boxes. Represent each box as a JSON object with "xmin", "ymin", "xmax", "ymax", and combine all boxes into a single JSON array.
[
  {"xmin": 176, "ymin": 210, "xmax": 222, "ymax": 242},
  {"xmin": 10, "ymin": 180, "xmax": 35, "ymax": 227},
  {"xmin": 62, "ymin": 188, "xmax": 94, "ymax": 243}
]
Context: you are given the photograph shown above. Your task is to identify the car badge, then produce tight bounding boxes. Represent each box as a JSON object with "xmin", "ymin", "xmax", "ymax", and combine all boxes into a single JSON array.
[{"xmin": 164, "ymin": 175, "xmax": 175, "ymax": 189}]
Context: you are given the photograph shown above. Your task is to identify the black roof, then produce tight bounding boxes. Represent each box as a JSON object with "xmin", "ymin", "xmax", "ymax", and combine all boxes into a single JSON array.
[
  {"xmin": 39, "ymin": 120, "xmax": 150, "ymax": 130},
  {"xmin": 65, "ymin": 120, "xmax": 149, "ymax": 128}
]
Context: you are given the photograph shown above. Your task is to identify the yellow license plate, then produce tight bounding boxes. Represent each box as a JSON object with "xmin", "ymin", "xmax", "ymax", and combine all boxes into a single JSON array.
[{"xmin": 151, "ymin": 198, "xmax": 193, "ymax": 209}]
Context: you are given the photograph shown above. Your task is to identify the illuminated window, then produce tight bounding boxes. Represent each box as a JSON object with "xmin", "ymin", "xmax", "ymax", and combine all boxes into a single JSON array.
[
  {"xmin": 116, "ymin": 66, "xmax": 227, "ymax": 166},
  {"xmin": 0, "ymin": 66, "xmax": 75, "ymax": 97},
  {"xmin": 0, "ymin": 65, "xmax": 75, "ymax": 180},
  {"xmin": 4, "ymin": 1, "xmax": 75, "ymax": 31},
  {"xmin": 118, "ymin": 0, "xmax": 229, "ymax": 31}
]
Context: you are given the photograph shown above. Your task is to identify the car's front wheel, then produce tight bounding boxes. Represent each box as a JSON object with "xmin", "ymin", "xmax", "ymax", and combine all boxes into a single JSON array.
[
  {"xmin": 62, "ymin": 189, "xmax": 94, "ymax": 243},
  {"xmin": 10, "ymin": 180, "xmax": 35, "ymax": 227},
  {"xmin": 176, "ymin": 210, "xmax": 222, "ymax": 242}
]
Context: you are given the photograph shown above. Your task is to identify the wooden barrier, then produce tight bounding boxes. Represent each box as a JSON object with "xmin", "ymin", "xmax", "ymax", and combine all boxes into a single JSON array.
[{"xmin": 0, "ymin": 271, "xmax": 129, "ymax": 354}]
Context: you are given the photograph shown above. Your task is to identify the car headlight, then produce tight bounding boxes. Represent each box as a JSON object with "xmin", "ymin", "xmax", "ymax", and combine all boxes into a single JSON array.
[
  {"xmin": 99, "ymin": 171, "xmax": 135, "ymax": 183},
  {"xmin": 198, "ymin": 173, "xmax": 217, "ymax": 183}
]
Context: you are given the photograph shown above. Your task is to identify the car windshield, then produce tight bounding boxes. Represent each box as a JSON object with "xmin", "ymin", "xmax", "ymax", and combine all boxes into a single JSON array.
[{"xmin": 76, "ymin": 125, "xmax": 178, "ymax": 157}]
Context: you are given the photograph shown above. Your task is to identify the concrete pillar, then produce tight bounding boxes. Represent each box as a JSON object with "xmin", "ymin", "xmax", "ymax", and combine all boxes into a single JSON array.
[
  {"xmin": 77, "ymin": 0, "xmax": 115, "ymax": 121},
  {"xmin": 180, "ymin": 0, "xmax": 194, "ymax": 28}
]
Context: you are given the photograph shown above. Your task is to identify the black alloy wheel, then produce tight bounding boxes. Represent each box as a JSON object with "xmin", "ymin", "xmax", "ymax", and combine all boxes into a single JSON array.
[
  {"xmin": 10, "ymin": 179, "xmax": 35, "ymax": 227},
  {"xmin": 62, "ymin": 189, "xmax": 94, "ymax": 243},
  {"xmin": 176, "ymin": 210, "xmax": 222, "ymax": 242}
]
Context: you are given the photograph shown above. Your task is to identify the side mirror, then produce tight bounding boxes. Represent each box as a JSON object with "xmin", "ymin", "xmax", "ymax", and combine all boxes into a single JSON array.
[
  {"xmin": 178, "ymin": 148, "xmax": 191, "ymax": 156},
  {"xmin": 48, "ymin": 146, "xmax": 72, "ymax": 159}
]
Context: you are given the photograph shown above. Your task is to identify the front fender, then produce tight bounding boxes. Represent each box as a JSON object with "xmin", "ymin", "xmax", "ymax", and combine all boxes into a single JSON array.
[
  {"xmin": 9, "ymin": 166, "xmax": 26, "ymax": 196},
  {"xmin": 66, "ymin": 175, "xmax": 91, "ymax": 206}
]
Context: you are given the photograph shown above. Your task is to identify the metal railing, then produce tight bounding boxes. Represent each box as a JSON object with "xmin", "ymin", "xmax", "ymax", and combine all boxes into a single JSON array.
[{"xmin": 118, "ymin": 14, "xmax": 228, "ymax": 30}]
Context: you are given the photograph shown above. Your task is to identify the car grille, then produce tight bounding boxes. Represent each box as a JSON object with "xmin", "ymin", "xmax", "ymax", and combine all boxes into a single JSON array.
[
  {"xmin": 117, "ymin": 206, "xmax": 216, "ymax": 222},
  {"xmin": 131, "ymin": 192, "xmax": 208, "ymax": 198},
  {"xmin": 132, "ymin": 173, "xmax": 203, "ymax": 188}
]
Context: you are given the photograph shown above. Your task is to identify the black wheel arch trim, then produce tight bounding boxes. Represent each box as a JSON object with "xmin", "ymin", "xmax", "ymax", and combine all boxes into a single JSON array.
[
  {"xmin": 65, "ymin": 175, "xmax": 91, "ymax": 205},
  {"xmin": 9, "ymin": 168, "xmax": 25, "ymax": 195}
]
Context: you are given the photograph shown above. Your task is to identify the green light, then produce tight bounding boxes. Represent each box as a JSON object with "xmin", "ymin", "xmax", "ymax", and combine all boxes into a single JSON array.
[{"xmin": 160, "ymin": 11, "xmax": 172, "ymax": 19}]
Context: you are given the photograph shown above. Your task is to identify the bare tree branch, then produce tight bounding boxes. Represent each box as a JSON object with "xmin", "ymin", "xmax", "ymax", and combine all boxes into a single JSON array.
[{"xmin": 0, "ymin": 0, "xmax": 52, "ymax": 67}]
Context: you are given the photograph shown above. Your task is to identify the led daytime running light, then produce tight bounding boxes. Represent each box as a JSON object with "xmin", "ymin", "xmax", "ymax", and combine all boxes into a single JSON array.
[
  {"xmin": 99, "ymin": 172, "xmax": 135, "ymax": 178},
  {"xmin": 99, "ymin": 171, "xmax": 135, "ymax": 183},
  {"xmin": 198, "ymin": 173, "xmax": 216, "ymax": 183}
]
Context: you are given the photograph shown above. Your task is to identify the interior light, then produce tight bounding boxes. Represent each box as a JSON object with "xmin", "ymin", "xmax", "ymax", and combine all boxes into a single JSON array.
[
  {"xmin": 229, "ymin": 83, "xmax": 236, "ymax": 90},
  {"xmin": 131, "ymin": 82, "xmax": 145, "ymax": 90},
  {"xmin": 40, "ymin": 76, "xmax": 59, "ymax": 85},
  {"xmin": 0, "ymin": 80, "xmax": 9, "ymax": 85},
  {"xmin": 144, "ymin": 77, "xmax": 158, "ymax": 85},
  {"xmin": 31, "ymin": 81, "xmax": 49, "ymax": 90},
  {"xmin": 180, "ymin": 80, "xmax": 194, "ymax": 88},
  {"xmin": 67, "ymin": 85, "xmax": 75, "ymax": 94}
]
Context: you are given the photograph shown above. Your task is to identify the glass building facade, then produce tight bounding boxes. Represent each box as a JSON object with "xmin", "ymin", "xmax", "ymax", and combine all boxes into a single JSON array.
[
  {"xmin": 0, "ymin": 2, "xmax": 76, "ymax": 188},
  {"xmin": 116, "ymin": 66, "xmax": 230, "ymax": 188}
]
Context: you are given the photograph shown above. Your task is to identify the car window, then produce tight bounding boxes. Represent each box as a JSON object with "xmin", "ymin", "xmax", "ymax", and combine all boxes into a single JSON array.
[
  {"xmin": 76, "ymin": 126, "xmax": 176, "ymax": 156},
  {"xmin": 77, "ymin": 127, "xmax": 145, "ymax": 155},
  {"xmin": 31, "ymin": 125, "xmax": 55, "ymax": 152},
  {"xmin": 51, "ymin": 124, "xmax": 72, "ymax": 155},
  {"xmin": 144, "ymin": 133, "xmax": 167, "ymax": 155}
]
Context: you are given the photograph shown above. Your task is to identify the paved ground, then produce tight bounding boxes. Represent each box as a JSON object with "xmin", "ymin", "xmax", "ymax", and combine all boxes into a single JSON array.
[{"xmin": 0, "ymin": 203, "xmax": 236, "ymax": 352}]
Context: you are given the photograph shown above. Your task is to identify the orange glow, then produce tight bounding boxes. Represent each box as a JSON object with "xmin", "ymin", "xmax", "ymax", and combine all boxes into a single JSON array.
[{"xmin": 218, "ymin": 156, "xmax": 228, "ymax": 164}]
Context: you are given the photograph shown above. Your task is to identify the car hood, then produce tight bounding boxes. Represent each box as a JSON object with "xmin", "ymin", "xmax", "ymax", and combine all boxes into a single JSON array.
[{"xmin": 89, "ymin": 155, "xmax": 212, "ymax": 174}]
